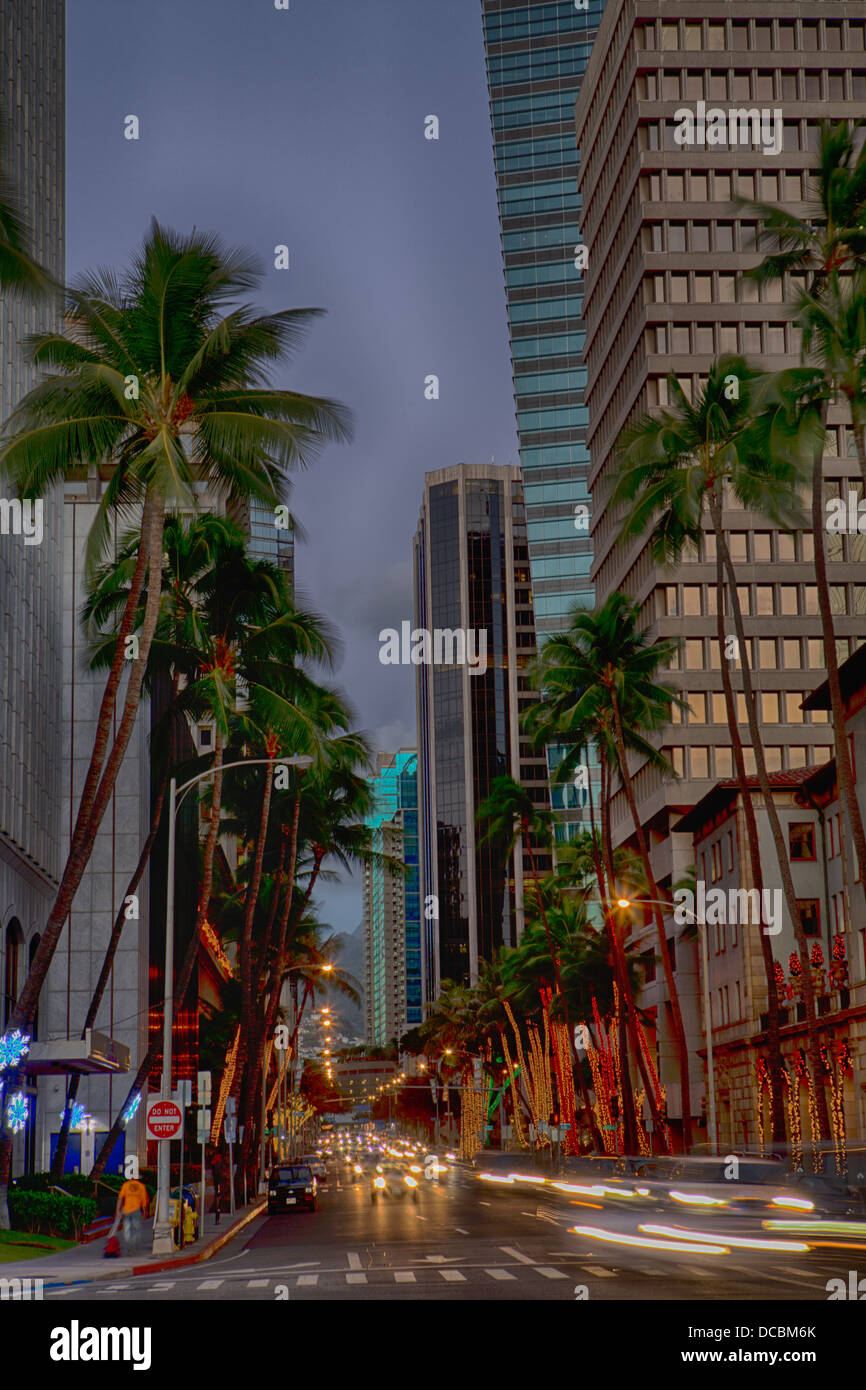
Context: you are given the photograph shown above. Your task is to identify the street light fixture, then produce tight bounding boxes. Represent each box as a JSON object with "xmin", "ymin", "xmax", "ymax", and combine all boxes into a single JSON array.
[
  {"xmin": 151, "ymin": 752, "xmax": 313, "ymax": 1255},
  {"xmin": 617, "ymin": 896, "xmax": 716, "ymax": 1153}
]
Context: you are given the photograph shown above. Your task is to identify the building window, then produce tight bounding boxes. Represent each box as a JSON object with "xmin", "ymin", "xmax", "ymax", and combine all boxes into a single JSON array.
[
  {"xmin": 797, "ymin": 900, "xmax": 821, "ymax": 938},
  {"xmin": 789, "ymin": 823, "xmax": 816, "ymax": 861}
]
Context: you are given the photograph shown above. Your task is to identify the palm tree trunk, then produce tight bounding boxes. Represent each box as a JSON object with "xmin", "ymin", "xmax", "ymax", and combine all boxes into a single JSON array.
[
  {"xmin": 90, "ymin": 923, "xmax": 200, "ymax": 1180},
  {"xmin": 589, "ymin": 764, "xmax": 669, "ymax": 1150},
  {"xmin": 711, "ymin": 521, "xmax": 786, "ymax": 1145},
  {"xmin": 231, "ymin": 752, "xmax": 277, "ymax": 1116},
  {"xmin": 713, "ymin": 502, "xmax": 832, "ymax": 1141},
  {"xmin": 608, "ymin": 690, "xmax": 694, "ymax": 1152},
  {"xmin": 811, "ymin": 442, "xmax": 866, "ymax": 914},
  {"xmin": 90, "ymin": 727, "xmax": 224, "ymax": 1179},
  {"xmin": 52, "ymin": 761, "xmax": 172, "ymax": 1178},
  {"xmin": 524, "ymin": 831, "xmax": 602, "ymax": 1151},
  {"xmin": 238, "ymin": 790, "xmax": 306, "ymax": 1178}
]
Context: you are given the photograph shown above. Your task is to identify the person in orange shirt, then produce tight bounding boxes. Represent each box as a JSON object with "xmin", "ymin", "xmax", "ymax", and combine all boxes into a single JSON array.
[{"xmin": 115, "ymin": 1176, "xmax": 149, "ymax": 1254}]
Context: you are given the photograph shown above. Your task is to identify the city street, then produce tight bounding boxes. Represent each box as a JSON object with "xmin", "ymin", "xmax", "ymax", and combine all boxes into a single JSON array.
[{"xmin": 41, "ymin": 1166, "xmax": 866, "ymax": 1303}]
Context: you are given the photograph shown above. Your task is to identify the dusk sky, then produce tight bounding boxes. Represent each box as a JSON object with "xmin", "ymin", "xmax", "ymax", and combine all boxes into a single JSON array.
[{"xmin": 67, "ymin": 0, "xmax": 520, "ymax": 939}]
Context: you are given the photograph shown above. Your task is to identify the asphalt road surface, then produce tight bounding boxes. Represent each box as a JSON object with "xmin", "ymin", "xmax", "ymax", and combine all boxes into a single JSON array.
[{"xmin": 42, "ymin": 1165, "xmax": 866, "ymax": 1303}]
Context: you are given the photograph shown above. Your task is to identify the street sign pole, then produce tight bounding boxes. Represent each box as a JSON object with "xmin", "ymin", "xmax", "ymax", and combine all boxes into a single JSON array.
[{"xmin": 152, "ymin": 776, "xmax": 178, "ymax": 1256}]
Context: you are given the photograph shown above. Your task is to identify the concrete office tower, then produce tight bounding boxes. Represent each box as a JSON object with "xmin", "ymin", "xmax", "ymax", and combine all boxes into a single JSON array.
[
  {"xmin": 413, "ymin": 464, "xmax": 549, "ymax": 1001},
  {"xmin": 363, "ymin": 751, "xmax": 421, "ymax": 1049},
  {"xmin": 574, "ymin": 1, "xmax": 865, "ymax": 1133},
  {"xmin": 0, "ymin": 1, "xmax": 65, "ymax": 1172}
]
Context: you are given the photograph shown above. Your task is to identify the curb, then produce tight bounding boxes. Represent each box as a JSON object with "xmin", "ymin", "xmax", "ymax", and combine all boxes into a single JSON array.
[
  {"xmin": 6, "ymin": 1199, "xmax": 268, "ymax": 1288},
  {"xmin": 131, "ymin": 1198, "xmax": 267, "ymax": 1276}
]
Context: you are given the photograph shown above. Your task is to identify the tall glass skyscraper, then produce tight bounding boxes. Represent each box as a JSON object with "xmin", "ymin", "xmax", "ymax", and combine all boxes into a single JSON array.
[
  {"xmin": 481, "ymin": 1, "xmax": 605, "ymax": 833},
  {"xmin": 481, "ymin": 0, "xmax": 604, "ymax": 636},
  {"xmin": 363, "ymin": 751, "xmax": 422, "ymax": 1047},
  {"xmin": 414, "ymin": 465, "xmax": 550, "ymax": 999}
]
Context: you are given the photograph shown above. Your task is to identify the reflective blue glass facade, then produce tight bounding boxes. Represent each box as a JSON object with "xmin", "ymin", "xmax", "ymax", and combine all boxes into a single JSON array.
[
  {"xmin": 364, "ymin": 752, "xmax": 422, "ymax": 1045},
  {"xmin": 481, "ymin": 0, "xmax": 605, "ymax": 831}
]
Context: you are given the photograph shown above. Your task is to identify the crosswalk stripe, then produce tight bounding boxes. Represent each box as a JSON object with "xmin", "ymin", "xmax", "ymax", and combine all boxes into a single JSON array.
[
  {"xmin": 439, "ymin": 1269, "xmax": 466, "ymax": 1282},
  {"xmin": 582, "ymin": 1266, "xmax": 617, "ymax": 1278},
  {"xmin": 149, "ymin": 1281, "xmax": 176, "ymax": 1290},
  {"xmin": 394, "ymin": 1271, "xmax": 416, "ymax": 1283},
  {"xmin": 675, "ymin": 1265, "xmax": 713, "ymax": 1279},
  {"xmin": 346, "ymin": 1273, "xmax": 367, "ymax": 1285},
  {"xmin": 535, "ymin": 1267, "xmax": 567, "ymax": 1280},
  {"xmin": 297, "ymin": 1274, "xmax": 318, "ymax": 1286},
  {"xmin": 499, "ymin": 1245, "xmax": 534, "ymax": 1265},
  {"xmin": 247, "ymin": 1279, "xmax": 269, "ymax": 1288},
  {"xmin": 197, "ymin": 1279, "xmax": 223, "ymax": 1290},
  {"xmin": 104, "ymin": 1284, "xmax": 131, "ymax": 1291},
  {"xmin": 347, "ymin": 1252, "xmax": 363, "ymax": 1270},
  {"xmin": 486, "ymin": 1268, "xmax": 517, "ymax": 1281}
]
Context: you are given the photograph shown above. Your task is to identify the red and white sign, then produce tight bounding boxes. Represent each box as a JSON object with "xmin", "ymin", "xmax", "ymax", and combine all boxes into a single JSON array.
[{"xmin": 146, "ymin": 1098, "xmax": 183, "ymax": 1141}]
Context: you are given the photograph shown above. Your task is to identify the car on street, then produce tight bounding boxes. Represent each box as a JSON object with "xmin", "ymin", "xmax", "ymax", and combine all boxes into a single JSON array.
[
  {"xmin": 300, "ymin": 1152, "xmax": 328, "ymax": 1183},
  {"xmin": 267, "ymin": 1163, "xmax": 319, "ymax": 1214},
  {"xmin": 370, "ymin": 1161, "xmax": 420, "ymax": 1203}
]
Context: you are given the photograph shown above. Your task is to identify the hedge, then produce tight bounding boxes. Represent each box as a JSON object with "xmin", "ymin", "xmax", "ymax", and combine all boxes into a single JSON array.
[{"xmin": 7, "ymin": 1191, "xmax": 98, "ymax": 1240}]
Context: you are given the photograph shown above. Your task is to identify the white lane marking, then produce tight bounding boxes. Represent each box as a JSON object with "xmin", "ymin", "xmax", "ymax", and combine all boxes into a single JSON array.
[
  {"xmin": 346, "ymin": 1273, "xmax": 367, "ymax": 1285},
  {"xmin": 454, "ymin": 1228, "xmax": 470, "ymax": 1235},
  {"xmin": 197, "ymin": 1279, "xmax": 224, "ymax": 1290},
  {"xmin": 675, "ymin": 1265, "xmax": 713, "ymax": 1279},
  {"xmin": 486, "ymin": 1268, "xmax": 517, "ymax": 1281},
  {"xmin": 297, "ymin": 1274, "xmax": 318, "ymax": 1286},
  {"xmin": 104, "ymin": 1284, "xmax": 131, "ymax": 1291},
  {"xmin": 788, "ymin": 1267, "xmax": 816, "ymax": 1278},
  {"xmin": 149, "ymin": 1281, "xmax": 176, "ymax": 1290},
  {"xmin": 347, "ymin": 1252, "xmax": 363, "ymax": 1270},
  {"xmin": 582, "ymin": 1266, "xmax": 617, "ymax": 1278},
  {"xmin": 415, "ymin": 1214, "xmax": 427, "ymax": 1221},
  {"xmin": 535, "ymin": 1267, "xmax": 567, "ymax": 1280},
  {"xmin": 479, "ymin": 1201, "xmax": 491, "ymax": 1207},
  {"xmin": 499, "ymin": 1246, "xmax": 534, "ymax": 1265},
  {"xmin": 439, "ymin": 1269, "xmax": 466, "ymax": 1282},
  {"xmin": 394, "ymin": 1271, "xmax": 416, "ymax": 1283},
  {"xmin": 247, "ymin": 1279, "xmax": 269, "ymax": 1288}
]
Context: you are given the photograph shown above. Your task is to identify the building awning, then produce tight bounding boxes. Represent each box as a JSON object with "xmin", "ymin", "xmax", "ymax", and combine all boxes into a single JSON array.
[{"xmin": 24, "ymin": 1029, "xmax": 130, "ymax": 1075}]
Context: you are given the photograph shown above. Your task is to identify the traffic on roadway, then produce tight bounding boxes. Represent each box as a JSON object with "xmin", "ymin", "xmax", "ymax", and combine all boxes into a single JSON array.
[{"xmin": 42, "ymin": 1123, "xmax": 866, "ymax": 1304}]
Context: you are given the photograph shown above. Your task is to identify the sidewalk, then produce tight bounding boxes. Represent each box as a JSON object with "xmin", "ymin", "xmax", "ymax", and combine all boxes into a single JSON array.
[{"xmin": 0, "ymin": 1198, "xmax": 266, "ymax": 1286}]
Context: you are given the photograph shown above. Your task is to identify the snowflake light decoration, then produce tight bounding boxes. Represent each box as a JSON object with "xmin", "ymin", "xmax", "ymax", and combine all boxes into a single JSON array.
[
  {"xmin": 59, "ymin": 1102, "xmax": 89, "ymax": 1130},
  {"xmin": 0, "ymin": 1030, "xmax": 31, "ymax": 1070},
  {"xmin": 6, "ymin": 1091, "xmax": 29, "ymax": 1134},
  {"xmin": 122, "ymin": 1092, "xmax": 142, "ymax": 1125}
]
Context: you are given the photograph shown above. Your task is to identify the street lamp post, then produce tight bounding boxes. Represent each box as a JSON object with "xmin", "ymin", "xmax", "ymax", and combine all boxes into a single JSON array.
[
  {"xmin": 617, "ymin": 897, "xmax": 716, "ymax": 1154},
  {"xmin": 151, "ymin": 753, "xmax": 312, "ymax": 1256}
]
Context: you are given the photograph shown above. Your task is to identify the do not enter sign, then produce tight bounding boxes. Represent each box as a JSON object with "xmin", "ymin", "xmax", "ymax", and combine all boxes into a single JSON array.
[{"xmin": 146, "ymin": 1098, "xmax": 183, "ymax": 1141}]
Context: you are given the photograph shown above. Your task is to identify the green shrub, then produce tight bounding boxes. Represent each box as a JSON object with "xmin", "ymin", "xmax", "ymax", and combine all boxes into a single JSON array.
[{"xmin": 7, "ymin": 1191, "xmax": 98, "ymax": 1240}]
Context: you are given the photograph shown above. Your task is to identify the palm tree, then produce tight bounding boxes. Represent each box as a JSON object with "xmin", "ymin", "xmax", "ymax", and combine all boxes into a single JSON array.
[
  {"xmin": 607, "ymin": 359, "xmax": 815, "ymax": 1143},
  {"xmin": 0, "ymin": 220, "xmax": 351, "ymax": 1056},
  {"xmin": 476, "ymin": 776, "xmax": 603, "ymax": 1148},
  {"xmin": 529, "ymin": 595, "xmax": 696, "ymax": 1149}
]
